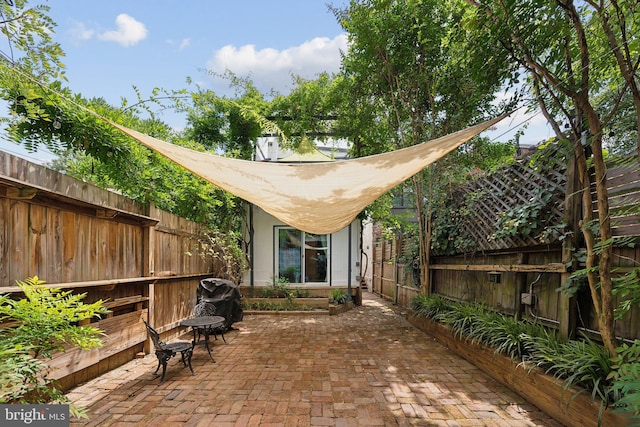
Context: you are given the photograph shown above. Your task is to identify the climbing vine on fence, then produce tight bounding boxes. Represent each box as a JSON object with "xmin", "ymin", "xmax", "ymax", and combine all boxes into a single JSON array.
[{"xmin": 431, "ymin": 140, "xmax": 570, "ymax": 255}]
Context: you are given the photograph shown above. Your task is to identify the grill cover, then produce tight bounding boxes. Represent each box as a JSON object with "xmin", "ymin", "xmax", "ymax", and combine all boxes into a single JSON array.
[{"xmin": 197, "ymin": 278, "xmax": 244, "ymax": 329}]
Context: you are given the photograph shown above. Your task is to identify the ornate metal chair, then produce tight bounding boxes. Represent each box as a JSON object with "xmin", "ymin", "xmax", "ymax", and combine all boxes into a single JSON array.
[
  {"xmin": 142, "ymin": 319, "xmax": 194, "ymax": 384},
  {"xmin": 193, "ymin": 300, "xmax": 227, "ymax": 343}
]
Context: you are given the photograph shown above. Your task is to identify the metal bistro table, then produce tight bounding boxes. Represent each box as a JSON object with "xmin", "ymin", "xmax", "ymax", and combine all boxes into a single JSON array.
[{"xmin": 180, "ymin": 315, "xmax": 225, "ymax": 362}]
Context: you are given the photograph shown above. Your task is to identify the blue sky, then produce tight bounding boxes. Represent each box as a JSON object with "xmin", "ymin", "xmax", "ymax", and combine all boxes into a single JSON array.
[
  {"xmin": 48, "ymin": 1, "xmax": 349, "ymax": 108},
  {"xmin": 0, "ymin": 0, "xmax": 550, "ymax": 163}
]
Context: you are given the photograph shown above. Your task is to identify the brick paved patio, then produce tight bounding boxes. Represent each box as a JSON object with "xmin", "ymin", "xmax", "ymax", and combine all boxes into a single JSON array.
[{"xmin": 66, "ymin": 292, "xmax": 563, "ymax": 426}]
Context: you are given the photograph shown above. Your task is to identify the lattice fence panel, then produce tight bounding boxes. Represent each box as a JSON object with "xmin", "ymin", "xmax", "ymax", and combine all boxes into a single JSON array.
[{"xmin": 432, "ymin": 142, "xmax": 570, "ymax": 255}]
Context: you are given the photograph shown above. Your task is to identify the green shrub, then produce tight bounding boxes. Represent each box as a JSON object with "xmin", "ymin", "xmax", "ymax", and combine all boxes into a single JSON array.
[
  {"xmin": 195, "ymin": 231, "xmax": 248, "ymax": 285},
  {"xmin": 609, "ymin": 340, "xmax": 640, "ymax": 424},
  {"xmin": 293, "ymin": 287, "xmax": 310, "ymax": 298},
  {"xmin": 260, "ymin": 277, "xmax": 294, "ymax": 299},
  {"xmin": 0, "ymin": 277, "xmax": 108, "ymax": 418},
  {"xmin": 0, "ymin": 336, "xmax": 48, "ymax": 405},
  {"xmin": 330, "ymin": 289, "xmax": 350, "ymax": 305}
]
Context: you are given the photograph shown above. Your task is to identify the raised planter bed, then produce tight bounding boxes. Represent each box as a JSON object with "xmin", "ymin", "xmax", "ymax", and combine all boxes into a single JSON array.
[
  {"xmin": 242, "ymin": 298, "xmax": 355, "ymax": 316},
  {"xmin": 242, "ymin": 297, "xmax": 328, "ymax": 309},
  {"xmin": 244, "ymin": 309, "xmax": 329, "ymax": 316},
  {"xmin": 238, "ymin": 285, "xmax": 362, "ymax": 305},
  {"xmin": 406, "ymin": 311, "xmax": 630, "ymax": 427},
  {"xmin": 329, "ymin": 301, "xmax": 354, "ymax": 315}
]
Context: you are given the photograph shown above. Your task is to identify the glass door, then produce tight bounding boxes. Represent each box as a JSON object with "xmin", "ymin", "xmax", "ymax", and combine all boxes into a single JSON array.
[
  {"xmin": 276, "ymin": 228, "xmax": 329, "ymax": 284},
  {"xmin": 304, "ymin": 233, "xmax": 328, "ymax": 283}
]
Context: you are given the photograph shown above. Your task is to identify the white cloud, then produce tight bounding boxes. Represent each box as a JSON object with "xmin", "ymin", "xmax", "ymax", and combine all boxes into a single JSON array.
[
  {"xmin": 166, "ymin": 38, "xmax": 191, "ymax": 51},
  {"xmin": 98, "ymin": 14, "xmax": 147, "ymax": 47},
  {"xmin": 178, "ymin": 38, "xmax": 190, "ymax": 51},
  {"xmin": 68, "ymin": 21, "xmax": 94, "ymax": 41},
  {"xmin": 206, "ymin": 34, "xmax": 348, "ymax": 94}
]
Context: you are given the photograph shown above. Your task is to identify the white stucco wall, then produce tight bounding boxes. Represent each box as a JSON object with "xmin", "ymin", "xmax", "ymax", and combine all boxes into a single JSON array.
[{"xmin": 242, "ymin": 205, "xmax": 361, "ymax": 287}]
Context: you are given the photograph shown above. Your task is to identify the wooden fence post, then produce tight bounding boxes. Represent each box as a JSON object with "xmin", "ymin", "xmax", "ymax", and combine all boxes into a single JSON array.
[
  {"xmin": 514, "ymin": 253, "xmax": 529, "ymax": 320},
  {"xmin": 559, "ymin": 147, "xmax": 580, "ymax": 340},
  {"xmin": 143, "ymin": 202, "xmax": 156, "ymax": 277},
  {"xmin": 143, "ymin": 202, "xmax": 156, "ymax": 354},
  {"xmin": 144, "ymin": 282, "xmax": 155, "ymax": 354}
]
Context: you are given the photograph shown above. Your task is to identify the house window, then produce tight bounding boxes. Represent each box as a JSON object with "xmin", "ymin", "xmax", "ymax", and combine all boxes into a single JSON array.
[{"xmin": 276, "ymin": 227, "xmax": 329, "ymax": 284}]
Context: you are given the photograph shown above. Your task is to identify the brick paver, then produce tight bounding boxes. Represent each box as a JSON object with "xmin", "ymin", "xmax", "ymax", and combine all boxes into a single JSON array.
[{"xmin": 66, "ymin": 292, "xmax": 563, "ymax": 426}]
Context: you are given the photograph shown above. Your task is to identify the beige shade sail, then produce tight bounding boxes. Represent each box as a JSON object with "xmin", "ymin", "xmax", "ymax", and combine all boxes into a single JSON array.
[{"xmin": 109, "ymin": 114, "xmax": 507, "ymax": 235}]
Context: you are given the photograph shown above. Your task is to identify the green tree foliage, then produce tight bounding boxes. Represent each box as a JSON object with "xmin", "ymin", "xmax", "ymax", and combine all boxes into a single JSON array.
[
  {"xmin": 596, "ymin": 90, "xmax": 638, "ymax": 156},
  {"xmin": 0, "ymin": 277, "xmax": 107, "ymax": 418},
  {"xmin": 465, "ymin": 0, "xmax": 640, "ymax": 357},
  {"xmin": 0, "ymin": 0, "xmax": 66, "ymax": 136},
  {"xmin": 182, "ymin": 73, "xmax": 266, "ymax": 160},
  {"xmin": 1, "ymin": 56, "xmax": 247, "ymax": 233},
  {"xmin": 0, "ymin": 0, "xmax": 64, "ymax": 80},
  {"xmin": 332, "ymin": 0, "xmax": 517, "ymax": 289},
  {"xmin": 2, "ymin": 77, "xmax": 244, "ymax": 231},
  {"xmin": 268, "ymin": 73, "xmax": 341, "ymax": 149}
]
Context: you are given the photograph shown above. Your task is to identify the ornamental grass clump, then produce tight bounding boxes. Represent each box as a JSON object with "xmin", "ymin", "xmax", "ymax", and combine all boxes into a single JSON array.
[
  {"xmin": 435, "ymin": 300, "xmax": 487, "ymax": 341},
  {"xmin": 522, "ymin": 331, "xmax": 613, "ymax": 405},
  {"xmin": 411, "ymin": 294, "xmax": 547, "ymax": 360},
  {"xmin": 471, "ymin": 311, "xmax": 546, "ymax": 360},
  {"xmin": 409, "ymin": 294, "xmax": 453, "ymax": 320}
]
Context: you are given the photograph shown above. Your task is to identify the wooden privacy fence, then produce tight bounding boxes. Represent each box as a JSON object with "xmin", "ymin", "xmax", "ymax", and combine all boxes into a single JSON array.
[
  {"xmin": 0, "ymin": 151, "xmax": 217, "ymax": 390},
  {"xmin": 372, "ymin": 143, "xmax": 640, "ymax": 343}
]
